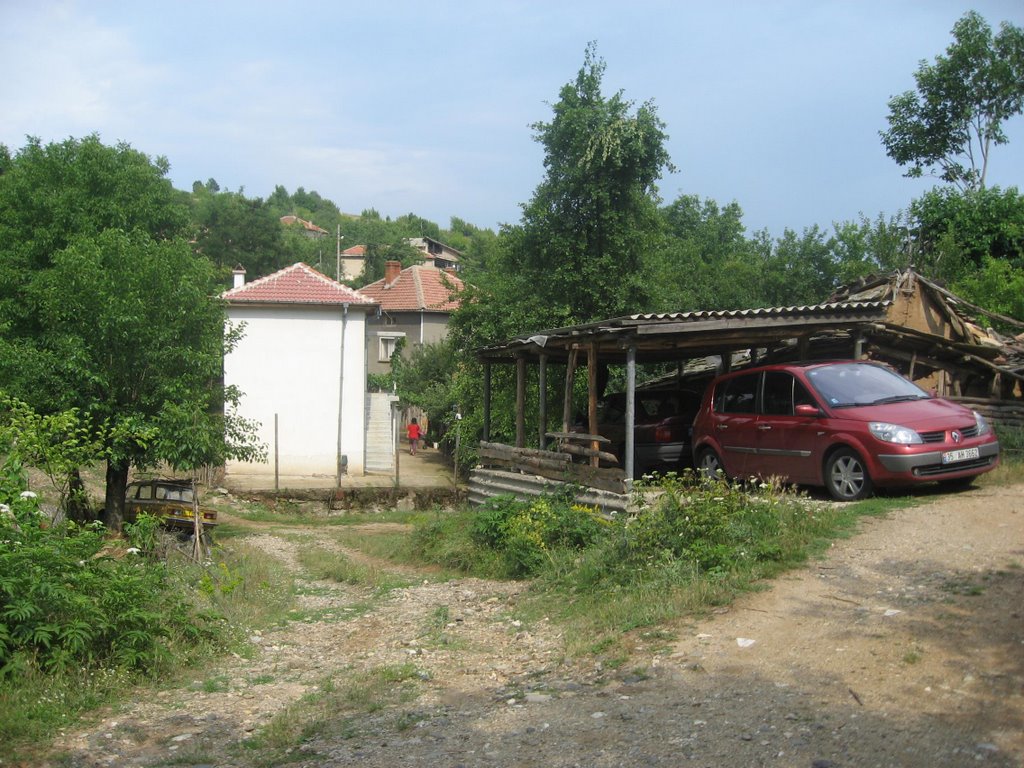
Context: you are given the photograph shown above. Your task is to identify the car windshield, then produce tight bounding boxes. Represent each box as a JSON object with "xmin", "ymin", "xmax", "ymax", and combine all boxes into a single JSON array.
[{"xmin": 806, "ymin": 363, "xmax": 928, "ymax": 408}]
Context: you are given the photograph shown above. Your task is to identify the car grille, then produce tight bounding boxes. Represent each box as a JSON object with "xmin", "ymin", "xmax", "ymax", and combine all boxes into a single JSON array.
[
  {"xmin": 919, "ymin": 424, "xmax": 979, "ymax": 443},
  {"xmin": 914, "ymin": 455, "xmax": 995, "ymax": 477}
]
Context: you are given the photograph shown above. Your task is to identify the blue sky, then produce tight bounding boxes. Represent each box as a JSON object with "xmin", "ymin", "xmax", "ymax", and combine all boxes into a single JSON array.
[{"xmin": 2, "ymin": 1, "xmax": 1022, "ymax": 238}]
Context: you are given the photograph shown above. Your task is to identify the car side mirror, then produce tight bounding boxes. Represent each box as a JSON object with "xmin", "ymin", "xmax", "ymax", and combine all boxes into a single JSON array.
[{"xmin": 795, "ymin": 404, "xmax": 822, "ymax": 417}]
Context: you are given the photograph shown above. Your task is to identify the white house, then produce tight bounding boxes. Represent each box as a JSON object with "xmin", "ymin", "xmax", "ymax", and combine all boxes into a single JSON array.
[{"xmin": 222, "ymin": 263, "xmax": 378, "ymax": 483}]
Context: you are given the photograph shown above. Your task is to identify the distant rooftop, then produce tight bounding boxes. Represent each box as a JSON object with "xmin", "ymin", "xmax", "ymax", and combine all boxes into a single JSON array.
[{"xmin": 223, "ymin": 263, "xmax": 376, "ymax": 306}]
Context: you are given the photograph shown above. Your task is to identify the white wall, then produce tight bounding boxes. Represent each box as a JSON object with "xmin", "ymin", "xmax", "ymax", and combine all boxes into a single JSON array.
[{"xmin": 224, "ymin": 304, "xmax": 369, "ymax": 479}]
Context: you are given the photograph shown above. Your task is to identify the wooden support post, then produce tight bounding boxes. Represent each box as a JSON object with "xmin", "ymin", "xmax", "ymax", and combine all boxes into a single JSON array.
[
  {"xmin": 515, "ymin": 356, "xmax": 526, "ymax": 448},
  {"xmin": 797, "ymin": 336, "xmax": 810, "ymax": 360},
  {"xmin": 588, "ymin": 343, "xmax": 599, "ymax": 468},
  {"xmin": 625, "ymin": 345, "xmax": 636, "ymax": 482},
  {"xmin": 482, "ymin": 363, "xmax": 491, "ymax": 443},
  {"xmin": 538, "ymin": 354, "xmax": 547, "ymax": 449},
  {"xmin": 562, "ymin": 348, "xmax": 578, "ymax": 433}
]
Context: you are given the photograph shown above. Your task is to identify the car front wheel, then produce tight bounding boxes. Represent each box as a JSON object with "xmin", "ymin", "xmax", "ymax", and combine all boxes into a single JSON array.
[
  {"xmin": 696, "ymin": 447, "xmax": 726, "ymax": 482},
  {"xmin": 824, "ymin": 448, "xmax": 873, "ymax": 501}
]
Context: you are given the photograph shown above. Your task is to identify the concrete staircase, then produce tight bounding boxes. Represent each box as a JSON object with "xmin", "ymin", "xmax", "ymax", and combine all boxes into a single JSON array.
[{"xmin": 364, "ymin": 393, "xmax": 399, "ymax": 472}]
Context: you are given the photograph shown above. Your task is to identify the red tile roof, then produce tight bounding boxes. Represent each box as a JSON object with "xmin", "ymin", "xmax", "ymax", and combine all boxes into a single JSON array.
[
  {"xmin": 342, "ymin": 244, "xmax": 366, "ymax": 256},
  {"xmin": 359, "ymin": 265, "xmax": 464, "ymax": 312},
  {"xmin": 223, "ymin": 263, "xmax": 376, "ymax": 306}
]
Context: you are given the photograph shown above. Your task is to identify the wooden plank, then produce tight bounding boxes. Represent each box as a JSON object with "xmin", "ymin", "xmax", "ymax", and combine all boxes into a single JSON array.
[
  {"xmin": 556, "ymin": 442, "xmax": 620, "ymax": 464},
  {"xmin": 546, "ymin": 431, "xmax": 610, "ymax": 444}
]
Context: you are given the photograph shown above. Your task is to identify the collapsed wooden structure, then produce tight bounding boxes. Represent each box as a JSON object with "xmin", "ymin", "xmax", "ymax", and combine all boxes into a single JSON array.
[{"xmin": 470, "ymin": 270, "xmax": 1024, "ymax": 508}]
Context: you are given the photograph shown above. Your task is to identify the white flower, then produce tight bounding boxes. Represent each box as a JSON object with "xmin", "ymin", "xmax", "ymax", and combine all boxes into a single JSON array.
[
  {"xmin": 126, "ymin": 547, "xmax": 142, "ymax": 555},
  {"xmin": 0, "ymin": 504, "xmax": 10, "ymax": 514},
  {"xmin": 20, "ymin": 491, "xmax": 37, "ymax": 499}
]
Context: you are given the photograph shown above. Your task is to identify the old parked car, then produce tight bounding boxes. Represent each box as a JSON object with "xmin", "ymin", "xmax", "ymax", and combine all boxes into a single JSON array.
[
  {"xmin": 124, "ymin": 479, "xmax": 217, "ymax": 533},
  {"xmin": 692, "ymin": 361, "xmax": 1000, "ymax": 500},
  {"xmin": 586, "ymin": 388, "xmax": 701, "ymax": 477}
]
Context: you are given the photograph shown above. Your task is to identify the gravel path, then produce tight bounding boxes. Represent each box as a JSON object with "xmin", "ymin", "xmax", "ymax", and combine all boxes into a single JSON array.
[{"xmin": 46, "ymin": 483, "xmax": 1023, "ymax": 768}]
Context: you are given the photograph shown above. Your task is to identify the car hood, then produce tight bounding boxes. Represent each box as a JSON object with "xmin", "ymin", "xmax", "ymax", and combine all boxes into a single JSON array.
[{"xmin": 829, "ymin": 397, "xmax": 977, "ymax": 430}]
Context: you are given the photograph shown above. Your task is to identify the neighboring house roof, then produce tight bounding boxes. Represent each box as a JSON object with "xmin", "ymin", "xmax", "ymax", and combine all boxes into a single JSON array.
[
  {"xmin": 360, "ymin": 264, "xmax": 465, "ymax": 313},
  {"xmin": 223, "ymin": 263, "xmax": 377, "ymax": 306},
  {"xmin": 342, "ymin": 245, "xmax": 366, "ymax": 256},
  {"xmin": 280, "ymin": 215, "xmax": 329, "ymax": 236},
  {"xmin": 407, "ymin": 236, "xmax": 461, "ymax": 266}
]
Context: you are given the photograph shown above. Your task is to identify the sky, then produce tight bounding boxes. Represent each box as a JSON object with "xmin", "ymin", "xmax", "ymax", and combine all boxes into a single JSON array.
[{"xmin": 2, "ymin": 1, "xmax": 1022, "ymax": 239}]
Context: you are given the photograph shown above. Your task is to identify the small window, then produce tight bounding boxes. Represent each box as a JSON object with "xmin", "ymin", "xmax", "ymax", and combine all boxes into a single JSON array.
[
  {"xmin": 136, "ymin": 484, "xmax": 153, "ymax": 500},
  {"xmin": 379, "ymin": 336, "xmax": 398, "ymax": 362}
]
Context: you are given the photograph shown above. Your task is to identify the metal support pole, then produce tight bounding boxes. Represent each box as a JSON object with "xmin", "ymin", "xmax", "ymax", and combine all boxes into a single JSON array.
[{"xmin": 625, "ymin": 346, "xmax": 636, "ymax": 482}]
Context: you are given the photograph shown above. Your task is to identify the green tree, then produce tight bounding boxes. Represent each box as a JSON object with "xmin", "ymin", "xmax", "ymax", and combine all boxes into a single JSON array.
[
  {"xmin": 0, "ymin": 136, "xmax": 262, "ymax": 527},
  {"xmin": 502, "ymin": 42, "xmax": 673, "ymax": 330},
  {"xmin": 751, "ymin": 226, "xmax": 840, "ymax": 307},
  {"xmin": 909, "ymin": 186, "xmax": 1024, "ymax": 281},
  {"xmin": 189, "ymin": 185, "xmax": 288, "ymax": 278},
  {"xmin": 881, "ymin": 11, "xmax": 1024, "ymax": 191},
  {"xmin": 650, "ymin": 194, "xmax": 760, "ymax": 311}
]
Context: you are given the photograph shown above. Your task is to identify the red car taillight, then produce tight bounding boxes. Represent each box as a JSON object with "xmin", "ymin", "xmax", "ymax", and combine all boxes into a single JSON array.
[{"xmin": 655, "ymin": 425, "xmax": 674, "ymax": 443}]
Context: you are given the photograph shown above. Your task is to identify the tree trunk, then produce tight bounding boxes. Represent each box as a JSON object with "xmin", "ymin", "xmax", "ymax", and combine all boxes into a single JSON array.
[
  {"xmin": 102, "ymin": 459, "xmax": 129, "ymax": 531},
  {"xmin": 65, "ymin": 468, "xmax": 94, "ymax": 524}
]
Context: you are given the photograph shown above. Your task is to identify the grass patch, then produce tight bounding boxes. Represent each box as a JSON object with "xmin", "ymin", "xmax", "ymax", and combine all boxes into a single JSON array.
[
  {"xmin": 221, "ymin": 501, "xmax": 418, "ymax": 527},
  {"xmin": 240, "ymin": 664, "xmax": 427, "ymax": 763},
  {"xmin": 296, "ymin": 545, "xmax": 411, "ymax": 591}
]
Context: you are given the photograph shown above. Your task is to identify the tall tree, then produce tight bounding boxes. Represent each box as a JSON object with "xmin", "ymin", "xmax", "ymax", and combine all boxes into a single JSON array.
[
  {"xmin": 881, "ymin": 11, "xmax": 1024, "ymax": 191},
  {"xmin": 501, "ymin": 42, "xmax": 673, "ymax": 330},
  {"xmin": 0, "ymin": 136, "xmax": 262, "ymax": 527}
]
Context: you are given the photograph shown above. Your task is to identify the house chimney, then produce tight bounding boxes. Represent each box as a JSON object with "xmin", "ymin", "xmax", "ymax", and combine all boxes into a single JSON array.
[
  {"xmin": 384, "ymin": 260, "xmax": 401, "ymax": 286},
  {"xmin": 232, "ymin": 265, "xmax": 247, "ymax": 289}
]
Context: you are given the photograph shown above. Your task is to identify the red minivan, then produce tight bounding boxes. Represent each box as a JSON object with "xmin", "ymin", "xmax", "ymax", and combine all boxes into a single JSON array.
[{"xmin": 691, "ymin": 361, "xmax": 1001, "ymax": 500}]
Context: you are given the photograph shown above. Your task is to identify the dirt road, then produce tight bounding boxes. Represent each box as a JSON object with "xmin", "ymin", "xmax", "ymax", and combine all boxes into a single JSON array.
[{"xmin": 48, "ymin": 483, "xmax": 1023, "ymax": 767}]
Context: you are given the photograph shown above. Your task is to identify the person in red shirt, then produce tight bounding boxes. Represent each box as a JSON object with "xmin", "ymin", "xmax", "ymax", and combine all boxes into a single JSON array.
[{"xmin": 406, "ymin": 418, "xmax": 421, "ymax": 455}]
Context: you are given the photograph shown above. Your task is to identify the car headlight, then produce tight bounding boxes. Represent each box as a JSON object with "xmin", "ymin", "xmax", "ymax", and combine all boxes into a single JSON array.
[
  {"xmin": 974, "ymin": 411, "xmax": 991, "ymax": 436},
  {"xmin": 869, "ymin": 422, "xmax": 922, "ymax": 444}
]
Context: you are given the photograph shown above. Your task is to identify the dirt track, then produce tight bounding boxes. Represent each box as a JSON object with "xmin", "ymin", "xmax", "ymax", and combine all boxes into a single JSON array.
[{"xmin": 47, "ymin": 483, "xmax": 1023, "ymax": 767}]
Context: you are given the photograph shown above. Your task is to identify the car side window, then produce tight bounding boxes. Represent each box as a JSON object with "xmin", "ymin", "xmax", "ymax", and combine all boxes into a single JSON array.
[
  {"xmin": 136, "ymin": 484, "xmax": 153, "ymax": 500},
  {"xmin": 762, "ymin": 372, "xmax": 816, "ymax": 415},
  {"xmin": 762, "ymin": 371, "xmax": 794, "ymax": 415},
  {"xmin": 717, "ymin": 373, "xmax": 758, "ymax": 414}
]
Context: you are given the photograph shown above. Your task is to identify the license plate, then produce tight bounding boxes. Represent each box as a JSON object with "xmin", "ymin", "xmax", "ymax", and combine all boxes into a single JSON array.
[{"xmin": 942, "ymin": 447, "xmax": 979, "ymax": 464}]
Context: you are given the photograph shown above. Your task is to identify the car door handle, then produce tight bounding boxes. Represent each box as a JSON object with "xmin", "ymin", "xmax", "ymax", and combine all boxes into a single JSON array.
[
  {"xmin": 716, "ymin": 424, "xmax": 728, "ymax": 431},
  {"xmin": 757, "ymin": 425, "xmax": 773, "ymax": 431}
]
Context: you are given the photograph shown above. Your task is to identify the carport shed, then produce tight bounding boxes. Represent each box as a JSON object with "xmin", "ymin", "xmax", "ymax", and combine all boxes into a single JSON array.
[{"xmin": 471, "ymin": 270, "xmax": 1024, "ymax": 506}]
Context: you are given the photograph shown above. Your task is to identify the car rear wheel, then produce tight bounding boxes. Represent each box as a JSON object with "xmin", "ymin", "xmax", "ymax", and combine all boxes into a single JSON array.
[
  {"xmin": 696, "ymin": 447, "xmax": 726, "ymax": 481},
  {"xmin": 824, "ymin": 448, "xmax": 872, "ymax": 501}
]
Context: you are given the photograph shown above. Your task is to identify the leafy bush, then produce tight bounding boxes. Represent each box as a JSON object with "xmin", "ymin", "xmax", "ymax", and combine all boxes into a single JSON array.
[
  {"xmin": 623, "ymin": 473, "xmax": 793, "ymax": 574},
  {"xmin": 0, "ymin": 464, "xmax": 226, "ymax": 679},
  {"xmin": 470, "ymin": 492, "xmax": 607, "ymax": 577}
]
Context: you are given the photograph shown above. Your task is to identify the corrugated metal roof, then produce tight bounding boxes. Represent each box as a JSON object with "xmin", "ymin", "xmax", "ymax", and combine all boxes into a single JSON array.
[
  {"xmin": 477, "ymin": 299, "xmax": 893, "ymax": 364},
  {"xmin": 222, "ymin": 263, "xmax": 377, "ymax": 306}
]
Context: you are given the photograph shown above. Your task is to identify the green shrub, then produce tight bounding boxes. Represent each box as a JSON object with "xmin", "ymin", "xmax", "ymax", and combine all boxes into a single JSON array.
[
  {"xmin": 470, "ymin": 492, "xmax": 607, "ymax": 578},
  {"xmin": 0, "ymin": 483, "xmax": 226, "ymax": 679}
]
